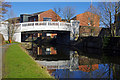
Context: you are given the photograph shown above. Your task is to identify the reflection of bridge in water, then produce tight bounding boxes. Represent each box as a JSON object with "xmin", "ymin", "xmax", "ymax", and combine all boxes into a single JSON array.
[
  {"xmin": 36, "ymin": 53, "xmax": 101, "ymax": 72},
  {"xmin": 36, "ymin": 60, "xmax": 70, "ymax": 70}
]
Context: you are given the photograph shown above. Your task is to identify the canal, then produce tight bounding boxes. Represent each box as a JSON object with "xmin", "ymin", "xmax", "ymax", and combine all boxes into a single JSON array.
[{"xmin": 23, "ymin": 42, "xmax": 120, "ymax": 79}]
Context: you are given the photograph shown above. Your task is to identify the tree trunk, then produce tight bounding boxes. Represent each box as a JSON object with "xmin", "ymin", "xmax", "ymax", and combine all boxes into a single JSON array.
[{"xmin": 109, "ymin": 12, "xmax": 113, "ymax": 37}]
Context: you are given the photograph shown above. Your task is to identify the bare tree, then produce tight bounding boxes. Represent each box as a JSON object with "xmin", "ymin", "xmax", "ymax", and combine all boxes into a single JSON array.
[
  {"xmin": 0, "ymin": 0, "xmax": 11, "ymax": 21},
  {"xmin": 7, "ymin": 9, "xmax": 19, "ymax": 41},
  {"xmin": 62, "ymin": 6, "xmax": 76, "ymax": 22},
  {"xmin": 80, "ymin": 5, "xmax": 100, "ymax": 36},
  {"xmin": 98, "ymin": 1, "xmax": 120, "ymax": 37},
  {"xmin": 53, "ymin": 8, "xmax": 61, "ymax": 21}
]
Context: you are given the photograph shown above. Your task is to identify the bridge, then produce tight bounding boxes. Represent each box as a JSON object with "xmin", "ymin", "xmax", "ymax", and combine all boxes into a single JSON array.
[{"xmin": 0, "ymin": 20, "xmax": 80, "ymax": 44}]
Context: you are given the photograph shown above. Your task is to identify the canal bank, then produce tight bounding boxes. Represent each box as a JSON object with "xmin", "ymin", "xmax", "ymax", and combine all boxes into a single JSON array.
[
  {"xmin": 71, "ymin": 37, "xmax": 120, "ymax": 51},
  {"xmin": 3, "ymin": 44, "xmax": 53, "ymax": 78},
  {"xmin": 0, "ymin": 34, "xmax": 9, "ymax": 80}
]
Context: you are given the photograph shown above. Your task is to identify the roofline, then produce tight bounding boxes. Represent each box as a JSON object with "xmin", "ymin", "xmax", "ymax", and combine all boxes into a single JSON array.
[
  {"xmin": 20, "ymin": 11, "xmax": 45, "ymax": 16},
  {"xmin": 76, "ymin": 11, "xmax": 99, "ymax": 17}
]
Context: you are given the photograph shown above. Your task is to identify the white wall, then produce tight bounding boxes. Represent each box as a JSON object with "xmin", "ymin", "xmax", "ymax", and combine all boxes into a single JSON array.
[
  {"xmin": 13, "ymin": 32, "xmax": 21, "ymax": 42},
  {"xmin": 0, "ymin": 21, "xmax": 21, "ymax": 42},
  {"xmin": 0, "ymin": 22, "xmax": 8, "ymax": 41}
]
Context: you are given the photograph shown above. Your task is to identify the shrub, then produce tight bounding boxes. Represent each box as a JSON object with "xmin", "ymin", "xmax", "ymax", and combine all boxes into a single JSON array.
[
  {"xmin": 102, "ymin": 37, "xmax": 110, "ymax": 48},
  {"xmin": 5, "ymin": 41, "xmax": 9, "ymax": 44}
]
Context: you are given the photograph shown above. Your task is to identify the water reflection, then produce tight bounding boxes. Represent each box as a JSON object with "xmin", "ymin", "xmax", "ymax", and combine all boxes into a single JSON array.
[{"xmin": 24, "ymin": 42, "xmax": 120, "ymax": 79}]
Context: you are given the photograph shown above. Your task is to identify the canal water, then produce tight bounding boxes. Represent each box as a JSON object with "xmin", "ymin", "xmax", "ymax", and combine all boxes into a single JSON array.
[{"xmin": 23, "ymin": 42, "xmax": 120, "ymax": 79}]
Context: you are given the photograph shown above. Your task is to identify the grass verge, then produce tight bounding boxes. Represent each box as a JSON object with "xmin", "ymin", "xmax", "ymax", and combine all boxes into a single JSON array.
[{"xmin": 3, "ymin": 44, "xmax": 53, "ymax": 78}]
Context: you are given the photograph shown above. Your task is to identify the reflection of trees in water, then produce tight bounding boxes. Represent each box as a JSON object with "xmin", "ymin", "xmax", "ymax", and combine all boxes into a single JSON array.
[
  {"xmin": 79, "ymin": 56, "xmax": 101, "ymax": 65},
  {"xmin": 93, "ymin": 63, "xmax": 120, "ymax": 78},
  {"xmin": 78, "ymin": 53, "xmax": 120, "ymax": 78},
  {"xmin": 100, "ymin": 51, "xmax": 120, "ymax": 78},
  {"xmin": 95, "ymin": 64, "xmax": 110, "ymax": 78},
  {"xmin": 112, "ymin": 64, "xmax": 120, "ymax": 79}
]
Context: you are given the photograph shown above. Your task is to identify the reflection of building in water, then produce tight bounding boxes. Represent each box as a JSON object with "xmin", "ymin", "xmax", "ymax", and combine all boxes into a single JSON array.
[
  {"xmin": 47, "ymin": 69, "xmax": 56, "ymax": 75},
  {"xmin": 33, "ymin": 44, "xmax": 70, "ymax": 60},
  {"xmin": 78, "ymin": 56, "xmax": 100, "ymax": 72},
  {"xmin": 46, "ymin": 47, "xmax": 57, "ymax": 55},
  {"xmin": 46, "ymin": 33, "xmax": 57, "ymax": 38},
  {"xmin": 79, "ymin": 64, "xmax": 98, "ymax": 72},
  {"xmin": 36, "ymin": 46, "xmax": 57, "ymax": 55}
]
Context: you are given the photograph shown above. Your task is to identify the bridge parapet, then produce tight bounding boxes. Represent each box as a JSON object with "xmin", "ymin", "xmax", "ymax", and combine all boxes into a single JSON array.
[{"xmin": 15, "ymin": 21, "xmax": 72, "ymax": 32}]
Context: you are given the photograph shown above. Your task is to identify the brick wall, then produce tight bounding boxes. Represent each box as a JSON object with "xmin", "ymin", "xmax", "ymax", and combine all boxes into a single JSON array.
[
  {"xmin": 38, "ymin": 9, "xmax": 61, "ymax": 21},
  {"xmin": 76, "ymin": 12, "xmax": 99, "ymax": 27},
  {"xmin": 80, "ymin": 26, "xmax": 102, "ymax": 37}
]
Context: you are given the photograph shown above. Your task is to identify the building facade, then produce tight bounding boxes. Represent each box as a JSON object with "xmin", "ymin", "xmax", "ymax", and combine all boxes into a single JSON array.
[
  {"xmin": 20, "ymin": 9, "xmax": 61, "ymax": 23},
  {"xmin": 72, "ymin": 12, "xmax": 99, "ymax": 27},
  {"xmin": 72, "ymin": 12, "xmax": 101, "ymax": 37}
]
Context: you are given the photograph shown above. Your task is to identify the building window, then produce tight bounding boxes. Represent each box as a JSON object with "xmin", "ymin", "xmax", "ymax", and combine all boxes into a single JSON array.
[{"xmin": 43, "ymin": 18, "xmax": 52, "ymax": 21}]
